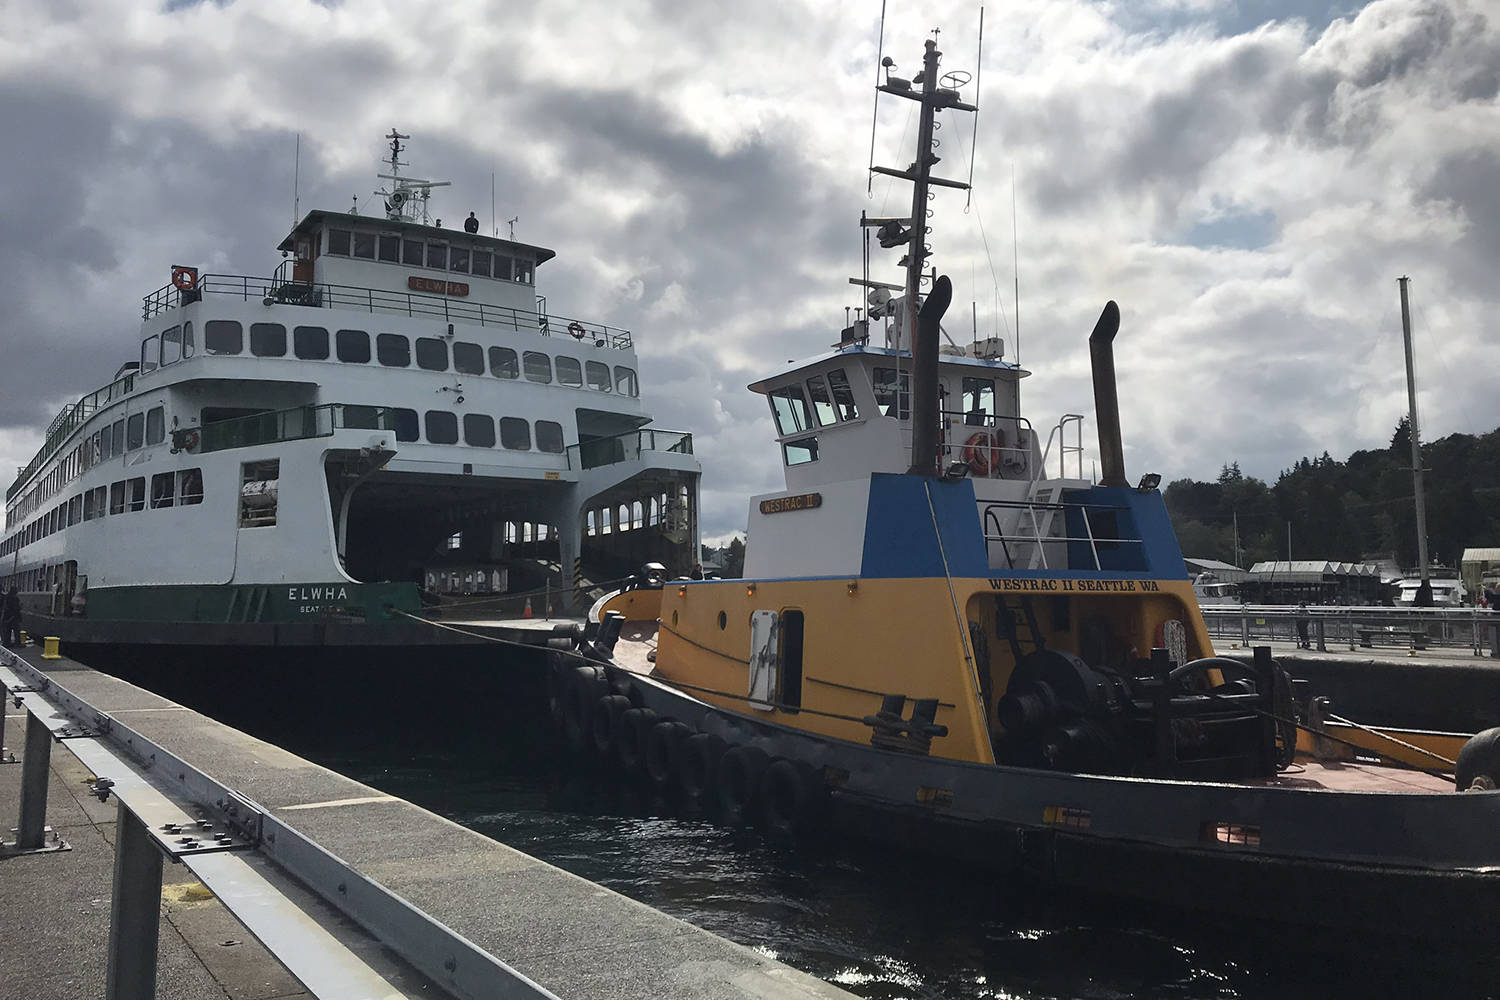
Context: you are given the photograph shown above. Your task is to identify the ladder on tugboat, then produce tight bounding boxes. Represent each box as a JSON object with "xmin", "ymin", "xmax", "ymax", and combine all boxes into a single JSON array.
[{"xmin": 996, "ymin": 594, "xmax": 1046, "ymax": 664}]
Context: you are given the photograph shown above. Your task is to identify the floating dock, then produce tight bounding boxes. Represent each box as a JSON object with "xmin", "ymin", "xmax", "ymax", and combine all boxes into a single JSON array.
[{"xmin": 0, "ymin": 644, "xmax": 852, "ymax": 999}]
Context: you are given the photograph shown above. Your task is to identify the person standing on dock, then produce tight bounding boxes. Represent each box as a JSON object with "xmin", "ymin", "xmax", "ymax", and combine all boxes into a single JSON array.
[
  {"xmin": 1296, "ymin": 602, "xmax": 1311, "ymax": 649},
  {"xmin": 2, "ymin": 586, "xmax": 21, "ymax": 647}
]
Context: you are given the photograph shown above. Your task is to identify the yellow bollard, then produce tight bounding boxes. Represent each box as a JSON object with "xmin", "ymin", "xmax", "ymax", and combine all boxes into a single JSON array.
[
  {"xmin": 42, "ymin": 636, "xmax": 61, "ymax": 660},
  {"xmin": 18, "ymin": 630, "xmax": 28, "ymax": 645}
]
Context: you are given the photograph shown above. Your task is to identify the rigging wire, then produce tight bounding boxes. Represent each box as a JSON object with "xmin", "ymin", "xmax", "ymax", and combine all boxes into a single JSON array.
[
  {"xmin": 950, "ymin": 123, "xmax": 1014, "ymax": 343},
  {"xmin": 867, "ymin": 0, "xmax": 888, "ymax": 196},
  {"xmin": 964, "ymin": 5, "xmax": 985, "ymax": 212}
]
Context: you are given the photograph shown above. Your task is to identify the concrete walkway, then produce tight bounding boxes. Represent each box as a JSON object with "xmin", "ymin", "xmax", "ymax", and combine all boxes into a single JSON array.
[{"xmin": 0, "ymin": 646, "xmax": 853, "ymax": 999}]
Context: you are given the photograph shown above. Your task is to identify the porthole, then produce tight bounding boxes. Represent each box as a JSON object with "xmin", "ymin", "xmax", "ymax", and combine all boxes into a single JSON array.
[{"xmin": 718, "ymin": 611, "xmax": 727, "ymax": 630}]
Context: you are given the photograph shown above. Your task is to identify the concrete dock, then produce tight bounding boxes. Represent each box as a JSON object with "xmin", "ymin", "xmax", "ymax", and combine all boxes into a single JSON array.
[{"xmin": 0, "ymin": 645, "xmax": 853, "ymax": 999}]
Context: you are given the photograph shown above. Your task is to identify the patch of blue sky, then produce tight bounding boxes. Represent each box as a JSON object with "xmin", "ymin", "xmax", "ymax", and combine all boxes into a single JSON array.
[
  {"xmin": 1184, "ymin": 207, "xmax": 1279, "ymax": 251},
  {"xmin": 1107, "ymin": 0, "xmax": 1361, "ymax": 39}
]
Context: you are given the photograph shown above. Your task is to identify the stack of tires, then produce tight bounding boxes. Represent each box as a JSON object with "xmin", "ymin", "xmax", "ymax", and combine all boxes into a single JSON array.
[{"xmin": 546, "ymin": 651, "xmax": 827, "ymax": 840}]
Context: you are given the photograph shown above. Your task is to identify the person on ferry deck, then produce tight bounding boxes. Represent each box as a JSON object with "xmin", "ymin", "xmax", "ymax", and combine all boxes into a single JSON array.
[
  {"xmin": 464, "ymin": 211, "xmax": 480, "ymax": 234},
  {"xmin": 2, "ymin": 586, "xmax": 21, "ymax": 647},
  {"xmin": 690, "ymin": 564, "xmax": 704, "ymax": 580}
]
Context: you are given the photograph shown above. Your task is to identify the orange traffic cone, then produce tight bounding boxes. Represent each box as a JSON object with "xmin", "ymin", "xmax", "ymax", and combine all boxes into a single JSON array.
[{"xmin": 523, "ymin": 597, "xmax": 533, "ymax": 619}]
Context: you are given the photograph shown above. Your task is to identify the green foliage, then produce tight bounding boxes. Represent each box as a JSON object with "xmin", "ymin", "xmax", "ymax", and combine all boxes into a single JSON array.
[{"xmin": 1164, "ymin": 422, "xmax": 1500, "ymax": 569}]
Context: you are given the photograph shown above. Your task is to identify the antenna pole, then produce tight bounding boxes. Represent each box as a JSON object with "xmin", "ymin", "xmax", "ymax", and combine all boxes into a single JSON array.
[
  {"xmin": 964, "ymin": 6, "xmax": 984, "ymax": 210},
  {"xmin": 1011, "ymin": 163, "xmax": 1020, "ymax": 364},
  {"xmin": 491, "ymin": 172, "xmax": 497, "ymax": 237},
  {"xmin": 292, "ymin": 133, "xmax": 301, "ymax": 228},
  {"xmin": 1399, "ymin": 275, "xmax": 1431, "ymax": 598},
  {"xmin": 868, "ymin": 0, "xmax": 888, "ymax": 195},
  {"xmin": 905, "ymin": 38, "xmax": 942, "ymax": 475}
]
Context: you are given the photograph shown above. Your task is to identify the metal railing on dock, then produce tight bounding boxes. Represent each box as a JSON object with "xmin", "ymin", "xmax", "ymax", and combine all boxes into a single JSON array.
[{"xmin": 1201, "ymin": 605, "xmax": 1500, "ymax": 655}]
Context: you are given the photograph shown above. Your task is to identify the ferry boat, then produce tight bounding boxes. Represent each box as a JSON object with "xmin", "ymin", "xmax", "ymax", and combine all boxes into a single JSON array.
[
  {"xmin": 1, "ymin": 132, "xmax": 700, "ymax": 646},
  {"xmin": 550, "ymin": 31, "xmax": 1500, "ymax": 938}
]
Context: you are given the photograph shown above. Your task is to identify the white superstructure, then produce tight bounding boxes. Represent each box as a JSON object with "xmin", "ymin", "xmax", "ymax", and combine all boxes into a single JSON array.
[{"xmin": 2, "ymin": 132, "xmax": 700, "ymax": 638}]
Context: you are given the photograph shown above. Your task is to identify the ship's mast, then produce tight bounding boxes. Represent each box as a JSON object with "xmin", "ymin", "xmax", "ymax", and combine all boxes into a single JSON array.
[
  {"xmin": 867, "ymin": 34, "xmax": 976, "ymax": 475},
  {"xmin": 376, "ymin": 128, "xmax": 450, "ymax": 226}
]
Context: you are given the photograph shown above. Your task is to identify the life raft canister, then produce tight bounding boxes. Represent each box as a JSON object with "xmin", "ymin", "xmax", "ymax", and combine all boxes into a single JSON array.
[
  {"xmin": 567, "ymin": 321, "xmax": 586, "ymax": 340},
  {"xmin": 962, "ymin": 429, "xmax": 1004, "ymax": 477},
  {"xmin": 171, "ymin": 265, "xmax": 199, "ymax": 292}
]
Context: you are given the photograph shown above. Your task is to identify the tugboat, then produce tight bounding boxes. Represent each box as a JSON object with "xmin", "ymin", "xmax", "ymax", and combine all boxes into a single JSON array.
[
  {"xmin": 550, "ymin": 30, "xmax": 1500, "ymax": 937},
  {"xmin": 0, "ymin": 131, "xmax": 700, "ymax": 646}
]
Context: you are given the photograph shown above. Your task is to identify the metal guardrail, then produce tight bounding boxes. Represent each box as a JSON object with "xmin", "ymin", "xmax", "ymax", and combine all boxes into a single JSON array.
[
  {"xmin": 566, "ymin": 427, "xmax": 694, "ymax": 471},
  {"xmin": 141, "ymin": 273, "xmax": 634, "ymax": 350},
  {"xmin": 7, "ymin": 373, "xmax": 138, "ymax": 503},
  {"xmin": 198, "ymin": 403, "xmax": 396, "ymax": 453},
  {"xmin": 1201, "ymin": 605, "xmax": 1500, "ymax": 655},
  {"xmin": 0, "ymin": 650, "xmax": 559, "ymax": 1000}
]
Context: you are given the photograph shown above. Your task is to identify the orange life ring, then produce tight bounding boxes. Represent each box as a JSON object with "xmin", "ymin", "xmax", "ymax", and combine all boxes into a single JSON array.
[
  {"xmin": 171, "ymin": 266, "xmax": 198, "ymax": 292},
  {"xmin": 962, "ymin": 430, "xmax": 1004, "ymax": 477},
  {"xmin": 183, "ymin": 429, "xmax": 200, "ymax": 452},
  {"xmin": 567, "ymin": 321, "xmax": 586, "ymax": 340}
]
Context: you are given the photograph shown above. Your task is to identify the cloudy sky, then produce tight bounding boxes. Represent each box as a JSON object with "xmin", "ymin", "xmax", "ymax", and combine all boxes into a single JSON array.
[{"xmin": 2, "ymin": 0, "xmax": 1497, "ymax": 542}]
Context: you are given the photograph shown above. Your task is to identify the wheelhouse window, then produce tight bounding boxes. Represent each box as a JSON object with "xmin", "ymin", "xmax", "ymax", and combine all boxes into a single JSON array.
[
  {"xmin": 111, "ymin": 418, "xmax": 124, "ymax": 453},
  {"xmin": 522, "ymin": 351, "xmax": 552, "ymax": 384},
  {"xmin": 336, "ymin": 329, "xmax": 370, "ymax": 363},
  {"xmin": 182, "ymin": 321, "xmax": 195, "ymax": 357},
  {"xmin": 161, "ymin": 325, "xmax": 183, "ymax": 365},
  {"xmin": 514, "ymin": 258, "xmax": 534, "ymax": 284},
  {"xmin": 424, "ymin": 410, "xmax": 459, "ymax": 444},
  {"xmin": 353, "ymin": 232, "xmax": 376, "ymax": 259},
  {"xmin": 377, "ymin": 333, "xmax": 410, "ymax": 367},
  {"xmin": 806, "ymin": 375, "xmax": 836, "ymax": 425},
  {"xmin": 403, "ymin": 239, "xmax": 424, "ymax": 265},
  {"xmin": 145, "ymin": 406, "xmax": 165, "ymax": 445},
  {"xmin": 205, "ymin": 320, "xmax": 242, "ymax": 355},
  {"xmin": 128, "ymin": 477, "xmax": 146, "ymax": 512},
  {"xmin": 448, "ymin": 247, "xmax": 469, "ymax": 273},
  {"xmin": 378, "ymin": 234, "xmax": 400, "ymax": 262},
  {"xmin": 294, "ymin": 326, "xmax": 330, "ymax": 360},
  {"xmin": 490, "ymin": 347, "xmax": 519, "ymax": 379},
  {"xmin": 614, "ymin": 367, "xmax": 638, "ymax": 397},
  {"xmin": 874, "ymin": 368, "xmax": 911, "ymax": 420},
  {"xmin": 586, "ymin": 361, "xmax": 612, "ymax": 392},
  {"xmin": 250, "ymin": 323, "xmax": 287, "ymax": 357},
  {"xmin": 556, "ymin": 356, "xmax": 582, "ymax": 387},
  {"xmin": 769, "ymin": 384, "xmax": 813, "ymax": 436},
  {"xmin": 471, "ymin": 250, "xmax": 491, "ymax": 278},
  {"xmin": 150, "ymin": 471, "xmax": 174, "ymax": 509},
  {"xmin": 328, "ymin": 230, "xmax": 351, "ymax": 255},
  {"xmin": 140, "ymin": 335, "xmax": 159, "ymax": 373},
  {"xmin": 828, "ymin": 369, "xmax": 859, "ymax": 420},
  {"xmin": 393, "ymin": 408, "xmax": 419, "ymax": 442},
  {"xmin": 415, "ymin": 337, "xmax": 449, "ymax": 371},
  {"xmin": 961, "ymin": 377, "xmax": 996, "ymax": 425},
  {"xmin": 126, "ymin": 413, "xmax": 144, "ymax": 450},
  {"xmin": 463, "ymin": 413, "xmax": 496, "ymax": 447},
  {"xmin": 109, "ymin": 481, "xmax": 126, "ymax": 515},
  {"xmin": 499, "ymin": 417, "xmax": 531, "ymax": 450},
  {"xmin": 784, "ymin": 437, "xmax": 819, "ymax": 466},
  {"xmin": 493, "ymin": 255, "xmax": 513, "ymax": 281},
  {"xmin": 453, "ymin": 342, "xmax": 484, "ymax": 375},
  {"xmin": 536, "ymin": 420, "xmax": 564, "ymax": 453},
  {"xmin": 426, "ymin": 243, "xmax": 447, "ymax": 269}
]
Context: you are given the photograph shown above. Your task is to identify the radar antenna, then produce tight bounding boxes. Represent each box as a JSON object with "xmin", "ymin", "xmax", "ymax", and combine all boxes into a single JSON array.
[{"xmin": 374, "ymin": 128, "xmax": 451, "ymax": 225}]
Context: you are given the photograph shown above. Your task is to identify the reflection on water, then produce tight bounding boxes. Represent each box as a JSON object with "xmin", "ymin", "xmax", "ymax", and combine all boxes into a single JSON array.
[{"xmin": 87, "ymin": 645, "xmax": 1496, "ymax": 1000}]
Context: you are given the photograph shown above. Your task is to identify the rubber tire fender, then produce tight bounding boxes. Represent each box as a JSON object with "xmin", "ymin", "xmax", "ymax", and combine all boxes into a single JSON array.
[
  {"xmin": 617, "ymin": 707, "xmax": 658, "ymax": 773},
  {"xmin": 679, "ymin": 733, "xmax": 727, "ymax": 801},
  {"xmin": 762, "ymin": 758, "xmax": 822, "ymax": 840},
  {"xmin": 591, "ymin": 695, "xmax": 633, "ymax": 757},
  {"xmin": 644, "ymin": 721, "xmax": 692, "ymax": 789},
  {"xmin": 545, "ymin": 655, "xmax": 572, "ymax": 724},
  {"xmin": 562, "ymin": 666, "xmax": 602, "ymax": 754},
  {"xmin": 1456, "ymin": 726, "xmax": 1500, "ymax": 791},
  {"xmin": 717, "ymin": 745, "xmax": 770, "ymax": 826}
]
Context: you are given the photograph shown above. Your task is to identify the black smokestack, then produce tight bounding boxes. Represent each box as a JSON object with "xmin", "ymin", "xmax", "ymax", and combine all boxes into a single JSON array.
[
  {"xmin": 1087, "ymin": 301, "xmax": 1127, "ymax": 488},
  {"xmin": 907, "ymin": 274, "xmax": 953, "ymax": 477}
]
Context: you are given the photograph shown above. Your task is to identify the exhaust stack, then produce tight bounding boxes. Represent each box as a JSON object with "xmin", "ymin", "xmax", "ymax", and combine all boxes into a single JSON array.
[{"xmin": 1087, "ymin": 301, "xmax": 1128, "ymax": 488}]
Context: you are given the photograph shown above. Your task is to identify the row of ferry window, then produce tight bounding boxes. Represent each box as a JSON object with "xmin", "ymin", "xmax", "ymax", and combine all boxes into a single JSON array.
[
  {"xmin": 5, "ymin": 405, "xmax": 169, "ymax": 528},
  {"xmin": 0, "ymin": 470, "xmax": 204, "ymax": 557},
  {"xmin": 391, "ymin": 410, "xmax": 566, "ymax": 452},
  {"xmin": 141, "ymin": 321, "xmax": 640, "ymax": 396},
  {"xmin": 324, "ymin": 230, "xmax": 534, "ymax": 284}
]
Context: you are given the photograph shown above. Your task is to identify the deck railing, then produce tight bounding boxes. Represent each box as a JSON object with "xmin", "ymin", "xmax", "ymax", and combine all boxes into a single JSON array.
[
  {"xmin": 567, "ymin": 428, "xmax": 694, "ymax": 471},
  {"xmin": 198, "ymin": 403, "xmax": 396, "ymax": 454},
  {"xmin": 7, "ymin": 373, "xmax": 137, "ymax": 502},
  {"xmin": 142, "ymin": 272, "xmax": 633, "ymax": 349}
]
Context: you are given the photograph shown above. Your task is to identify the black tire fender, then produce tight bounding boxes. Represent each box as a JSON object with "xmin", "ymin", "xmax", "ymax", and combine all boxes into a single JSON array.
[
  {"xmin": 645, "ymin": 721, "xmax": 692, "ymax": 789},
  {"xmin": 762, "ymin": 758, "xmax": 822, "ymax": 839},
  {"xmin": 562, "ymin": 666, "xmax": 601, "ymax": 754},
  {"xmin": 617, "ymin": 707, "xmax": 658, "ymax": 773},
  {"xmin": 679, "ymin": 733, "xmax": 727, "ymax": 800},
  {"xmin": 591, "ymin": 695, "xmax": 632, "ymax": 757},
  {"xmin": 1456, "ymin": 726, "xmax": 1500, "ymax": 791},
  {"xmin": 717, "ymin": 745, "xmax": 770, "ymax": 826}
]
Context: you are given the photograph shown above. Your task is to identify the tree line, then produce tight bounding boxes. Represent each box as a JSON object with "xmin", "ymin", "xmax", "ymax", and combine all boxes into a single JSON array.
[{"xmin": 1164, "ymin": 419, "xmax": 1500, "ymax": 570}]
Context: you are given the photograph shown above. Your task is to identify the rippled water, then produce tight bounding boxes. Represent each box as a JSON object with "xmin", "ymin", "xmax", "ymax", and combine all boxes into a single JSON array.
[{"xmin": 93, "ymin": 646, "xmax": 1496, "ymax": 1000}]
